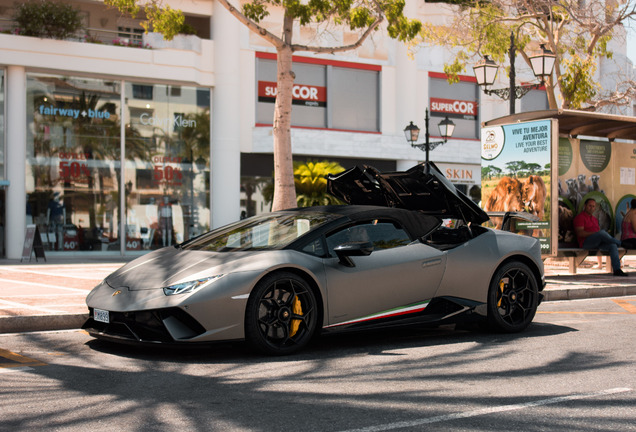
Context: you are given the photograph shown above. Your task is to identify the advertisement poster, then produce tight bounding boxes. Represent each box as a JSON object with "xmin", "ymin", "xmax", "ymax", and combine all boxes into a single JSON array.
[
  {"xmin": 481, "ymin": 120, "xmax": 553, "ymax": 254},
  {"xmin": 557, "ymin": 137, "xmax": 636, "ymax": 248}
]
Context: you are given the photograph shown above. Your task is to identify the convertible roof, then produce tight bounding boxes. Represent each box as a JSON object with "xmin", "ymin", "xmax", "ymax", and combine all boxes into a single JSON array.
[
  {"xmin": 326, "ymin": 163, "xmax": 489, "ymax": 225},
  {"xmin": 286, "ymin": 205, "xmax": 441, "ymax": 239}
]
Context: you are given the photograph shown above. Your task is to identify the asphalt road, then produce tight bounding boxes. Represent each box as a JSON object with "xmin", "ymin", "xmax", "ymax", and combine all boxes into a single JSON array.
[{"xmin": 1, "ymin": 296, "xmax": 635, "ymax": 432}]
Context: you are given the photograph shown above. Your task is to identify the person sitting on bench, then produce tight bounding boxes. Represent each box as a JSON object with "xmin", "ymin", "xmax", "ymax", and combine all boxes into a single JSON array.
[
  {"xmin": 574, "ymin": 198, "xmax": 627, "ymax": 277},
  {"xmin": 621, "ymin": 198, "xmax": 636, "ymax": 250}
]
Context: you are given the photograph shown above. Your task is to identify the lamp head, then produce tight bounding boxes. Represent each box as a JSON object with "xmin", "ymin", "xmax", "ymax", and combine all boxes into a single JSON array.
[
  {"xmin": 404, "ymin": 121, "xmax": 420, "ymax": 144},
  {"xmin": 473, "ymin": 55, "xmax": 498, "ymax": 87}
]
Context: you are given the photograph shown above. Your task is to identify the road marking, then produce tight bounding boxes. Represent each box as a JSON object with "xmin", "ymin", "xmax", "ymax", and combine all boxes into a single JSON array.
[
  {"xmin": 537, "ymin": 311, "xmax": 629, "ymax": 314},
  {"xmin": 0, "ymin": 299, "xmax": 66, "ymax": 314},
  {"xmin": 2, "ymin": 293, "xmax": 85, "ymax": 298},
  {"xmin": 613, "ymin": 299, "xmax": 636, "ymax": 313},
  {"xmin": 537, "ymin": 298, "xmax": 636, "ymax": 315},
  {"xmin": 0, "ymin": 348, "xmax": 47, "ymax": 369},
  {"xmin": 0, "ymin": 366, "xmax": 34, "ymax": 374},
  {"xmin": 0, "ymin": 278, "xmax": 91, "ymax": 293},
  {"xmin": 0, "ymin": 265, "xmax": 121, "ymax": 280},
  {"xmin": 337, "ymin": 388, "xmax": 632, "ymax": 432}
]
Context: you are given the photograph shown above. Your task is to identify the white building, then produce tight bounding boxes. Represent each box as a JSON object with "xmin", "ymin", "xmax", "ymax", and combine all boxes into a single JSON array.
[{"xmin": 0, "ymin": 0, "xmax": 632, "ymax": 259}]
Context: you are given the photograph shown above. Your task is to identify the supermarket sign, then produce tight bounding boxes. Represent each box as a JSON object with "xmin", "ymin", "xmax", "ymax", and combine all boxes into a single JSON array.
[
  {"xmin": 430, "ymin": 97, "xmax": 477, "ymax": 119},
  {"xmin": 258, "ymin": 81, "xmax": 327, "ymax": 107}
]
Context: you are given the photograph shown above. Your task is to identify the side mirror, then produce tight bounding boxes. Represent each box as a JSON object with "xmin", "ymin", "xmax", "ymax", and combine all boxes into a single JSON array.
[{"xmin": 334, "ymin": 241, "xmax": 373, "ymax": 267}]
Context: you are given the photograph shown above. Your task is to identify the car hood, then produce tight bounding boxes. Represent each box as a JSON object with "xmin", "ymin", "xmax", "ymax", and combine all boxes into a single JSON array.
[
  {"xmin": 103, "ymin": 246, "xmax": 263, "ymax": 290},
  {"xmin": 326, "ymin": 162, "xmax": 489, "ymax": 224}
]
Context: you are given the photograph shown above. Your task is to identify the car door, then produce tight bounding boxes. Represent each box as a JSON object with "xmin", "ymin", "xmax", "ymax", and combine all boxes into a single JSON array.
[{"xmin": 323, "ymin": 220, "xmax": 447, "ymax": 327}]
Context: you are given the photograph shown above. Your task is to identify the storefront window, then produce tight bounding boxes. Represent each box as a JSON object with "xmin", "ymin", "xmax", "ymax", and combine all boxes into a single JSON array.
[
  {"xmin": 26, "ymin": 74, "xmax": 122, "ymax": 252},
  {"xmin": 429, "ymin": 74, "xmax": 479, "ymax": 139},
  {"xmin": 256, "ymin": 55, "xmax": 380, "ymax": 132},
  {"xmin": 124, "ymin": 83, "xmax": 210, "ymax": 251},
  {"xmin": 26, "ymin": 74, "xmax": 211, "ymax": 254}
]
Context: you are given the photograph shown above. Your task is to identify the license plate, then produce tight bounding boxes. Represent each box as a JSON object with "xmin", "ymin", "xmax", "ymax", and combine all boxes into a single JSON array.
[{"xmin": 94, "ymin": 308, "xmax": 110, "ymax": 323}]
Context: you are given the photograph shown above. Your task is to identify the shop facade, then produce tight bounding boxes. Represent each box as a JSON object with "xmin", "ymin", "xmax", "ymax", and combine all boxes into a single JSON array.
[
  {"xmin": 1, "ymin": 0, "xmax": 631, "ymax": 259},
  {"xmin": 26, "ymin": 74, "xmax": 210, "ymax": 254}
]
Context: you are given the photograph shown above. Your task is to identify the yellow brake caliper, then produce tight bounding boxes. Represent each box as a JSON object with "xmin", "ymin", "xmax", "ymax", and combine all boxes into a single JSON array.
[
  {"xmin": 497, "ymin": 279, "xmax": 505, "ymax": 307},
  {"xmin": 290, "ymin": 296, "xmax": 303, "ymax": 337}
]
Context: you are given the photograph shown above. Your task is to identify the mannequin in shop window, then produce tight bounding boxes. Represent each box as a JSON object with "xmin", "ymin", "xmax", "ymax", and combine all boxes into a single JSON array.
[
  {"xmin": 47, "ymin": 192, "xmax": 66, "ymax": 250},
  {"xmin": 159, "ymin": 196, "xmax": 173, "ymax": 246}
]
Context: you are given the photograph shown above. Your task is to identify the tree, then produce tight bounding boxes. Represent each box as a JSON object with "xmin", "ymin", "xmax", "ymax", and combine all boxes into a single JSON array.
[
  {"xmin": 505, "ymin": 160, "xmax": 523, "ymax": 176},
  {"xmin": 525, "ymin": 162, "xmax": 541, "ymax": 174},
  {"xmin": 482, "ymin": 164, "xmax": 502, "ymax": 179},
  {"xmin": 419, "ymin": 0, "xmax": 636, "ymax": 110},
  {"xmin": 106, "ymin": 0, "xmax": 421, "ymax": 211}
]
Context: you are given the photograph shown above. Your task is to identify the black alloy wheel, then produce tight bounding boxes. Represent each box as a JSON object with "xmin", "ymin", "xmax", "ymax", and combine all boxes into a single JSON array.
[
  {"xmin": 245, "ymin": 272, "xmax": 318, "ymax": 355},
  {"xmin": 487, "ymin": 261, "xmax": 539, "ymax": 333}
]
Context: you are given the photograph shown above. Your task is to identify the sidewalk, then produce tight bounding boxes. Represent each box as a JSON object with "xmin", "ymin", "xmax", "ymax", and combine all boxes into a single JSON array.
[{"xmin": 0, "ymin": 255, "xmax": 635, "ymax": 334}]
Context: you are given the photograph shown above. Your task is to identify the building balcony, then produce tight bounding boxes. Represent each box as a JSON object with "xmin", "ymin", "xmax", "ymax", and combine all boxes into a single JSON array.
[{"xmin": 0, "ymin": 32, "xmax": 214, "ymax": 86}]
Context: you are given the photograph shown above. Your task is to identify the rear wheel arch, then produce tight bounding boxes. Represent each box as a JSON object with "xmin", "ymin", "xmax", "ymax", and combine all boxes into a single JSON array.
[
  {"xmin": 487, "ymin": 259, "xmax": 540, "ymax": 333},
  {"xmin": 497, "ymin": 255, "xmax": 544, "ymax": 291}
]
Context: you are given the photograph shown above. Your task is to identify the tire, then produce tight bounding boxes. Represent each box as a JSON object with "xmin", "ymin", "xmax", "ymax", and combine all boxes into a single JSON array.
[
  {"xmin": 245, "ymin": 272, "xmax": 318, "ymax": 355},
  {"xmin": 487, "ymin": 261, "xmax": 539, "ymax": 333}
]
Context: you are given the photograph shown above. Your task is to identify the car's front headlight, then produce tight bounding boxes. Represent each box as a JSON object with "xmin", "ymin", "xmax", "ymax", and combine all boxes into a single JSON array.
[{"xmin": 163, "ymin": 275, "xmax": 224, "ymax": 296}]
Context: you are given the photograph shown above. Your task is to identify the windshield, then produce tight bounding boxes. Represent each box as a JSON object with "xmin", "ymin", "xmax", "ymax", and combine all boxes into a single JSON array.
[{"xmin": 181, "ymin": 212, "xmax": 341, "ymax": 252}]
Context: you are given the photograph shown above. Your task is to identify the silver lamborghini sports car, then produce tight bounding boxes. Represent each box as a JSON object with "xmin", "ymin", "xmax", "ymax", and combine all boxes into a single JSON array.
[{"xmin": 83, "ymin": 163, "xmax": 545, "ymax": 355}]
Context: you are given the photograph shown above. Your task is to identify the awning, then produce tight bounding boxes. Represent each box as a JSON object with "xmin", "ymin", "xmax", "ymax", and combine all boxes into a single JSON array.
[{"xmin": 482, "ymin": 109, "xmax": 636, "ymax": 141}]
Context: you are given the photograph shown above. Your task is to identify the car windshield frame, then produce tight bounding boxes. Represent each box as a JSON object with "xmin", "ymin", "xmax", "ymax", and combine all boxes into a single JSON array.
[{"xmin": 180, "ymin": 211, "xmax": 343, "ymax": 252}]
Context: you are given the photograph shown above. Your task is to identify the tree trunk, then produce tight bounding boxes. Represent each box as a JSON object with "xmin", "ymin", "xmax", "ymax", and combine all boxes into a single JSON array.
[{"xmin": 271, "ymin": 15, "xmax": 297, "ymax": 211}]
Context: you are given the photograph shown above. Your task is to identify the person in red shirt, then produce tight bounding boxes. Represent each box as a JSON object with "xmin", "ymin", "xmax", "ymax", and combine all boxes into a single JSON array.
[
  {"xmin": 620, "ymin": 199, "xmax": 636, "ymax": 249},
  {"xmin": 573, "ymin": 198, "xmax": 627, "ymax": 276}
]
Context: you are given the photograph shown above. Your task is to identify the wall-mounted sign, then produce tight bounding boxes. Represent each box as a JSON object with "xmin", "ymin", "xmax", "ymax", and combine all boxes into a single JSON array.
[
  {"xmin": 435, "ymin": 163, "xmax": 479, "ymax": 185},
  {"xmin": 429, "ymin": 97, "xmax": 477, "ymax": 119},
  {"xmin": 258, "ymin": 81, "xmax": 327, "ymax": 107},
  {"xmin": 38, "ymin": 104, "xmax": 111, "ymax": 120}
]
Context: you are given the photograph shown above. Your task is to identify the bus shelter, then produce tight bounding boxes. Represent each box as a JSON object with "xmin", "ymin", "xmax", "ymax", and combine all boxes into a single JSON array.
[{"xmin": 481, "ymin": 109, "xmax": 636, "ymax": 272}]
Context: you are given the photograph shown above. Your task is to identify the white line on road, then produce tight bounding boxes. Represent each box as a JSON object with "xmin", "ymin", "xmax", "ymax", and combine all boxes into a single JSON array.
[
  {"xmin": 0, "ymin": 299, "xmax": 69, "ymax": 314},
  {"xmin": 0, "ymin": 366, "xmax": 34, "ymax": 374},
  {"xmin": 0, "ymin": 278, "xmax": 92, "ymax": 293},
  {"xmin": 338, "ymin": 388, "xmax": 632, "ymax": 432},
  {"xmin": 1, "ymin": 293, "xmax": 85, "ymax": 298},
  {"xmin": 0, "ymin": 266, "xmax": 118, "ymax": 280}
]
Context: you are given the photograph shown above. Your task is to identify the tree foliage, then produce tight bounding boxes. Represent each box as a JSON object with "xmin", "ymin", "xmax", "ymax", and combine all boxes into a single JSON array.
[
  {"xmin": 419, "ymin": 0, "xmax": 636, "ymax": 110},
  {"xmin": 104, "ymin": 0, "xmax": 183, "ymax": 40},
  {"xmin": 218, "ymin": 0, "xmax": 421, "ymax": 211},
  {"xmin": 13, "ymin": 0, "xmax": 84, "ymax": 39}
]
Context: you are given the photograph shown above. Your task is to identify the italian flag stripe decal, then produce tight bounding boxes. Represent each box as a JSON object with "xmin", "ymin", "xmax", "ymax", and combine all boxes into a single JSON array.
[{"xmin": 326, "ymin": 300, "xmax": 430, "ymax": 328}]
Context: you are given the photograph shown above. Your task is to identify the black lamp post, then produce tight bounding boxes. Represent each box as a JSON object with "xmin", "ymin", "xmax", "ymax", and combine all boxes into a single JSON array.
[
  {"xmin": 473, "ymin": 32, "xmax": 556, "ymax": 114},
  {"xmin": 404, "ymin": 108, "xmax": 455, "ymax": 172}
]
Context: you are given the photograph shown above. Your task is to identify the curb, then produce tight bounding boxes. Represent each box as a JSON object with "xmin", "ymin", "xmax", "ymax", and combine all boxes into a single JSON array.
[
  {"xmin": 0, "ymin": 313, "xmax": 88, "ymax": 334},
  {"xmin": 543, "ymin": 285, "xmax": 636, "ymax": 302}
]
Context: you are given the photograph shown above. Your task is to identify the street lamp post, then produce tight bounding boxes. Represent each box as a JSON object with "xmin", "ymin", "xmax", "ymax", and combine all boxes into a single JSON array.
[
  {"xmin": 404, "ymin": 108, "xmax": 455, "ymax": 173},
  {"xmin": 472, "ymin": 32, "xmax": 556, "ymax": 114}
]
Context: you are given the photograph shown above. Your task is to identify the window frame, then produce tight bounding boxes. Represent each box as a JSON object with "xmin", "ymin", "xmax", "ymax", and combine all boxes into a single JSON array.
[{"xmin": 324, "ymin": 219, "xmax": 412, "ymax": 258}]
